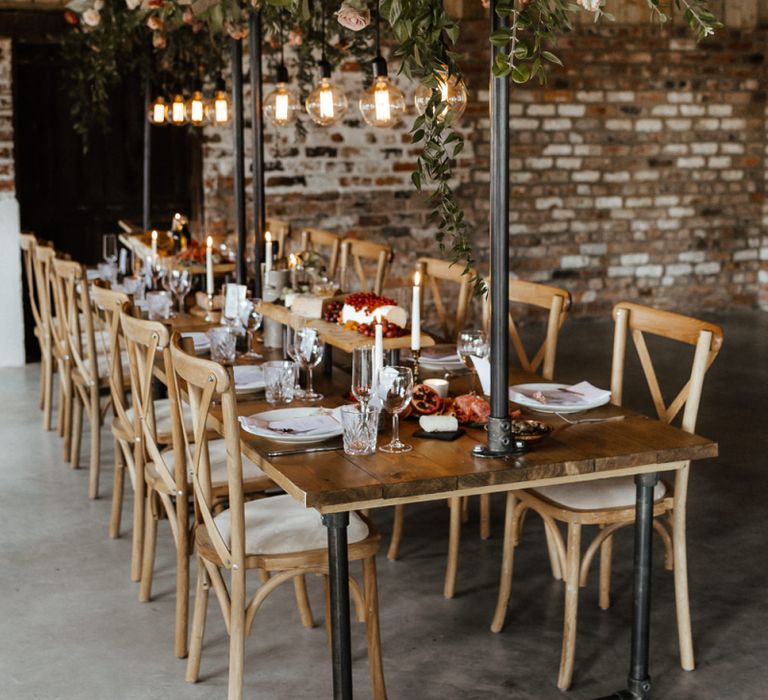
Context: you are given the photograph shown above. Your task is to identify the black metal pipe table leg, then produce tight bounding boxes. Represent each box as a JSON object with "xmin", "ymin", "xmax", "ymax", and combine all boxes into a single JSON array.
[
  {"xmin": 593, "ymin": 471, "xmax": 658, "ymax": 700},
  {"xmin": 322, "ymin": 511, "xmax": 353, "ymax": 699}
]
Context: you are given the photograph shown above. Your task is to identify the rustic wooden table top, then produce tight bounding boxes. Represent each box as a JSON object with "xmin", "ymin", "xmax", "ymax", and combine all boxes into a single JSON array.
[{"xmin": 203, "ymin": 364, "xmax": 718, "ymax": 515}]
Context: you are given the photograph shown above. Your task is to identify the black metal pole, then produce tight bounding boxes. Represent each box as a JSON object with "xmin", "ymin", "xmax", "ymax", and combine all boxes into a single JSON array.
[
  {"xmin": 142, "ymin": 78, "xmax": 151, "ymax": 231},
  {"xmin": 593, "ymin": 471, "xmax": 658, "ymax": 700},
  {"xmin": 232, "ymin": 37, "xmax": 247, "ymax": 285},
  {"xmin": 322, "ymin": 512, "xmax": 353, "ymax": 699},
  {"xmin": 249, "ymin": 12, "xmax": 265, "ymax": 298},
  {"xmin": 474, "ymin": 0, "xmax": 519, "ymax": 458}
]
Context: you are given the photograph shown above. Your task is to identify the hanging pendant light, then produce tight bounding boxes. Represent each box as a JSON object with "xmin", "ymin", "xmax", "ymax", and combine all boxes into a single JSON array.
[
  {"xmin": 358, "ymin": 2, "xmax": 405, "ymax": 128},
  {"xmin": 207, "ymin": 79, "xmax": 232, "ymax": 127},
  {"xmin": 168, "ymin": 92, "xmax": 187, "ymax": 126},
  {"xmin": 305, "ymin": 1, "xmax": 347, "ymax": 126},
  {"xmin": 147, "ymin": 96, "xmax": 168, "ymax": 126},
  {"xmin": 414, "ymin": 70, "xmax": 468, "ymax": 122},
  {"xmin": 185, "ymin": 85, "xmax": 208, "ymax": 127},
  {"xmin": 263, "ymin": 15, "xmax": 300, "ymax": 127}
]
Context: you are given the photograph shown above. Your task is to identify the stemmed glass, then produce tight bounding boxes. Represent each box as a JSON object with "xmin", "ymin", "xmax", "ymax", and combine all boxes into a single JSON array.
[
  {"xmin": 242, "ymin": 298, "xmax": 263, "ymax": 360},
  {"xmin": 351, "ymin": 345, "xmax": 375, "ymax": 408},
  {"xmin": 293, "ymin": 328, "xmax": 324, "ymax": 403},
  {"xmin": 102, "ymin": 234, "xmax": 118, "ymax": 265},
  {"xmin": 457, "ymin": 330, "xmax": 489, "ymax": 395},
  {"xmin": 164, "ymin": 267, "xmax": 191, "ymax": 314},
  {"xmin": 377, "ymin": 366, "xmax": 414, "ymax": 454}
]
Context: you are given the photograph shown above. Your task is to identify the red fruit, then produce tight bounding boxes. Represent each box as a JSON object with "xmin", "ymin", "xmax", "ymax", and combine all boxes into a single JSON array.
[{"xmin": 411, "ymin": 384, "xmax": 442, "ymax": 415}]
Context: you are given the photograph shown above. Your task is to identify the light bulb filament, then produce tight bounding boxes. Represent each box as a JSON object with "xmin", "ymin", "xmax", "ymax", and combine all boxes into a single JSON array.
[
  {"xmin": 319, "ymin": 86, "xmax": 334, "ymax": 120},
  {"xmin": 172, "ymin": 101, "xmax": 184, "ymax": 123},
  {"xmin": 374, "ymin": 83, "xmax": 391, "ymax": 123},
  {"xmin": 152, "ymin": 103, "xmax": 165, "ymax": 124},
  {"xmin": 214, "ymin": 98, "xmax": 228, "ymax": 123},
  {"xmin": 191, "ymin": 100, "xmax": 204, "ymax": 123},
  {"xmin": 275, "ymin": 92, "xmax": 289, "ymax": 123}
]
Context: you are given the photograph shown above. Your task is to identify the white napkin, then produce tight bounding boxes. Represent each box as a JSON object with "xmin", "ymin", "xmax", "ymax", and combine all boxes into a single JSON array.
[
  {"xmin": 509, "ymin": 381, "xmax": 610, "ymax": 406},
  {"xmin": 86, "ymin": 269, "xmax": 101, "ymax": 281},
  {"xmin": 182, "ymin": 332, "xmax": 210, "ymax": 349},
  {"xmin": 471, "ymin": 356, "xmax": 491, "ymax": 395},
  {"xmin": 233, "ymin": 365, "xmax": 264, "ymax": 387},
  {"xmin": 239, "ymin": 407, "xmax": 341, "ymax": 436}
]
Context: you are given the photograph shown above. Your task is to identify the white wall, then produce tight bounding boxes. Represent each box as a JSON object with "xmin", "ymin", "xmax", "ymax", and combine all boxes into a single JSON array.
[{"xmin": 0, "ymin": 196, "xmax": 25, "ymax": 367}]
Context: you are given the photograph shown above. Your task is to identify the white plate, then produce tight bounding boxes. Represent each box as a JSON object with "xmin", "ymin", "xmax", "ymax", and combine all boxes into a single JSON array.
[
  {"xmin": 182, "ymin": 332, "xmax": 211, "ymax": 355},
  {"xmin": 233, "ymin": 365, "xmax": 265, "ymax": 394},
  {"xmin": 240, "ymin": 407, "xmax": 343, "ymax": 444},
  {"xmin": 509, "ymin": 383, "xmax": 611, "ymax": 414},
  {"xmin": 418, "ymin": 345, "xmax": 466, "ymax": 371}
]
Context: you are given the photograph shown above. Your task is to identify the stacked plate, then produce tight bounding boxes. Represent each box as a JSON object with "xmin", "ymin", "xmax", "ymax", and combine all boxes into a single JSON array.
[
  {"xmin": 418, "ymin": 344, "xmax": 466, "ymax": 372},
  {"xmin": 232, "ymin": 365, "xmax": 265, "ymax": 395}
]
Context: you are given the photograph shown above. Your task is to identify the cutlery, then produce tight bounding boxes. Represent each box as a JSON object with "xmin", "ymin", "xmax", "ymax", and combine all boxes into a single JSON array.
[
  {"xmin": 554, "ymin": 413, "xmax": 625, "ymax": 425},
  {"xmin": 266, "ymin": 443, "xmax": 343, "ymax": 458}
]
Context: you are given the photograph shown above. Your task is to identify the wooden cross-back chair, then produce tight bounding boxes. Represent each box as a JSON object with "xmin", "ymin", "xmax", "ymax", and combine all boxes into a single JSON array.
[
  {"xmin": 20, "ymin": 233, "xmax": 54, "ymax": 429},
  {"xmin": 299, "ymin": 227, "xmax": 341, "ymax": 279},
  {"xmin": 416, "ymin": 257, "xmax": 474, "ymax": 343},
  {"xmin": 490, "ymin": 302, "xmax": 723, "ymax": 690},
  {"xmin": 170, "ymin": 336, "xmax": 386, "ymax": 700},
  {"xmin": 339, "ymin": 238, "xmax": 392, "ymax": 296},
  {"xmin": 50, "ymin": 258, "xmax": 116, "ymax": 498},
  {"xmin": 265, "ymin": 218, "xmax": 290, "ymax": 259}
]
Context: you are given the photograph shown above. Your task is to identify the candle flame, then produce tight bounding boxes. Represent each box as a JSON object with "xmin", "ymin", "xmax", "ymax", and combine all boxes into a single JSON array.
[
  {"xmin": 289, "ymin": 253, "xmax": 297, "ymax": 268},
  {"xmin": 206, "ymin": 235, "xmax": 213, "ymax": 248},
  {"xmin": 265, "ymin": 231, "xmax": 272, "ymax": 243},
  {"xmin": 151, "ymin": 230, "xmax": 158, "ymax": 241}
]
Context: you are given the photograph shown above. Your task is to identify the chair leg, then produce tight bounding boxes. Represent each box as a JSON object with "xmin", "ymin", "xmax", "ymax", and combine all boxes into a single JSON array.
[
  {"xmin": 62, "ymin": 368, "xmax": 73, "ymax": 460},
  {"xmin": 386, "ymin": 505, "xmax": 404, "ymax": 561},
  {"xmin": 293, "ymin": 575, "xmax": 315, "ymax": 629},
  {"xmin": 672, "ymin": 506, "xmax": 695, "ymax": 671},
  {"xmin": 186, "ymin": 561, "xmax": 210, "ymax": 683},
  {"xmin": 443, "ymin": 497, "xmax": 462, "ymax": 599},
  {"xmin": 139, "ymin": 492, "xmax": 158, "ymax": 603},
  {"xmin": 175, "ymin": 501, "xmax": 190, "ymax": 659},
  {"xmin": 42, "ymin": 353, "xmax": 53, "ymax": 431},
  {"xmin": 598, "ymin": 531, "xmax": 613, "ymax": 611},
  {"xmin": 491, "ymin": 492, "xmax": 519, "ymax": 633},
  {"xmin": 109, "ymin": 439, "xmax": 125, "ymax": 539},
  {"xmin": 69, "ymin": 394, "xmax": 83, "ymax": 468},
  {"xmin": 363, "ymin": 556, "xmax": 387, "ymax": 700},
  {"xmin": 461, "ymin": 495, "xmax": 470, "ymax": 524},
  {"xmin": 479, "ymin": 494, "xmax": 491, "ymax": 540},
  {"xmin": 543, "ymin": 519, "xmax": 563, "ymax": 580},
  {"xmin": 558, "ymin": 522, "xmax": 582, "ymax": 691},
  {"xmin": 88, "ymin": 389, "xmax": 101, "ymax": 499},
  {"xmin": 130, "ymin": 451, "xmax": 145, "ymax": 582},
  {"xmin": 57, "ymin": 363, "xmax": 66, "ymax": 438},
  {"xmin": 228, "ymin": 566, "xmax": 247, "ymax": 700}
]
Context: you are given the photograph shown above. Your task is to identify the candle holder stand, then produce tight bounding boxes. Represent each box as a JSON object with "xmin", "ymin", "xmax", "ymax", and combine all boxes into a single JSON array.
[
  {"xmin": 411, "ymin": 349, "xmax": 421, "ymax": 382},
  {"xmin": 204, "ymin": 293, "xmax": 215, "ymax": 322}
]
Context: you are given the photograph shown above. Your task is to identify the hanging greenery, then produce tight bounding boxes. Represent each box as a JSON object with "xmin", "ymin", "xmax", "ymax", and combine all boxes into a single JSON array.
[{"xmin": 63, "ymin": 0, "xmax": 721, "ymax": 288}]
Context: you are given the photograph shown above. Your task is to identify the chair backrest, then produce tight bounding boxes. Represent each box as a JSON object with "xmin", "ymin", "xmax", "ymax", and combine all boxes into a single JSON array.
[
  {"xmin": 92, "ymin": 287, "xmax": 132, "ymax": 433},
  {"xmin": 610, "ymin": 302, "xmax": 723, "ymax": 434},
  {"xmin": 170, "ymin": 335, "xmax": 244, "ymax": 570},
  {"xmin": 121, "ymin": 312, "xmax": 187, "ymax": 495},
  {"xmin": 33, "ymin": 243, "xmax": 57, "ymax": 342},
  {"xmin": 339, "ymin": 238, "xmax": 392, "ymax": 296},
  {"xmin": 51, "ymin": 258, "xmax": 100, "ymax": 385},
  {"xmin": 416, "ymin": 257, "xmax": 473, "ymax": 343},
  {"xmin": 20, "ymin": 233, "xmax": 44, "ymax": 336},
  {"xmin": 484, "ymin": 279, "xmax": 572, "ymax": 380},
  {"xmin": 300, "ymin": 227, "xmax": 341, "ymax": 279},
  {"xmin": 265, "ymin": 218, "xmax": 290, "ymax": 260}
]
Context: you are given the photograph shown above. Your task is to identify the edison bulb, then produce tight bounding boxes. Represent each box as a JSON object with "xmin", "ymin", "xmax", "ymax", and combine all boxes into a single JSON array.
[
  {"xmin": 359, "ymin": 75, "xmax": 406, "ymax": 128},
  {"xmin": 306, "ymin": 70, "xmax": 348, "ymax": 127},
  {"xmin": 414, "ymin": 73, "xmax": 468, "ymax": 122},
  {"xmin": 207, "ymin": 82, "xmax": 232, "ymax": 127},
  {"xmin": 168, "ymin": 93, "xmax": 186, "ymax": 126},
  {"xmin": 264, "ymin": 66, "xmax": 300, "ymax": 127},
  {"xmin": 185, "ymin": 90, "xmax": 207, "ymax": 126},
  {"xmin": 147, "ymin": 96, "xmax": 168, "ymax": 126}
]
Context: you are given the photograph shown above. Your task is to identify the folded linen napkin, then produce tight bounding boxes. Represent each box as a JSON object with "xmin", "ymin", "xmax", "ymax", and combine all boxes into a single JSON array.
[
  {"xmin": 233, "ymin": 365, "xmax": 264, "ymax": 387},
  {"xmin": 239, "ymin": 407, "xmax": 341, "ymax": 435},
  {"xmin": 471, "ymin": 356, "xmax": 491, "ymax": 395},
  {"xmin": 509, "ymin": 381, "xmax": 610, "ymax": 406}
]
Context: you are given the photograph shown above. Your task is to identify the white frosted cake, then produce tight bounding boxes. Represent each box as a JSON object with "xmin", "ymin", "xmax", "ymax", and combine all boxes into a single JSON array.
[{"xmin": 339, "ymin": 293, "xmax": 408, "ymax": 328}]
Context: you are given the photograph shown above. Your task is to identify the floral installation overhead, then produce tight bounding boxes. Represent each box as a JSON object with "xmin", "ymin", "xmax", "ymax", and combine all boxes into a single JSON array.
[{"xmin": 63, "ymin": 0, "xmax": 721, "ymax": 289}]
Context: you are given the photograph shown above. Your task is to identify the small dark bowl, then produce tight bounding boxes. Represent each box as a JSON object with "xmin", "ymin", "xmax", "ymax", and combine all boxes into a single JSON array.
[{"xmin": 510, "ymin": 419, "xmax": 552, "ymax": 443}]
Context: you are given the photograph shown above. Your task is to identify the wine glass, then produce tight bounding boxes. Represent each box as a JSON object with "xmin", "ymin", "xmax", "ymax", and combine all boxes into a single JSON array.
[
  {"xmin": 165, "ymin": 267, "xmax": 191, "ymax": 314},
  {"xmin": 102, "ymin": 234, "xmax": 118, "ymax": 265},
  {"xmin": 242, "ymin": 298, "xmax": 263, "ymax": 360},
  {"xmin": 284, "ymin": 327, "xmax": 305, "ymax": 398},
  {"xmin": 351, "ymin": 345, "xmax": 375, "ymax": 408},
  {"xmin": 377, "ymin": 366, "xmax": 414, "ymax": 454},
  {"xmin": 293, "ymin": 328, "xmax": 324, "ymax": 403},
  {"xmin": 457, "ymin": 330, "xmax": 489, "ymax": 395}
]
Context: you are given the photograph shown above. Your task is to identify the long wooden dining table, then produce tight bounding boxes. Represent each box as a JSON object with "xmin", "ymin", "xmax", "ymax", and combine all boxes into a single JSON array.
[{"xmin": 202, "ymin": 359, "xmax": 718, "ymax": 699}]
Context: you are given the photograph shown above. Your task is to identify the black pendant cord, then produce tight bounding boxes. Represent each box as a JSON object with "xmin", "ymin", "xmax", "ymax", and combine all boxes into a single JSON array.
[
  {"xmin": 232, "ymin": 36, "xmax": 247, "ymax": 285},
  {"xmin": 142, "ymin": 76, "xmax": 151, "ymax": 231},
  {"xmin": 249, "ymin": 11, "xmax": 265, "ymax": 297}
]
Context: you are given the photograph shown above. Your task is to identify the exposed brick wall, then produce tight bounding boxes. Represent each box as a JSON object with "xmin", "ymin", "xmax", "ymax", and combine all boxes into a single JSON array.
[
  {"xmin": 0, "ymin": 39, "xmax": 14, "ymax": 200},
  {"xmin": 208, "ymin": 23, "xmax": 768, "ymax": 315}
]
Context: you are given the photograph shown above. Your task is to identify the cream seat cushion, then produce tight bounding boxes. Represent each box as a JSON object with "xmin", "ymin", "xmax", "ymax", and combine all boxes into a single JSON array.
[
  {"xmin": 214, "ymin": 494, "xmax": 369, "ymax": 556},
  {"xmin": 533, "ymin": 476, "xmax": 668, "ymax": 511},
  {"xmin": 150, "ymin": 439, "xmax": 266, "ymax": 486},
  {"xmin": 125, "ymin": 398, "xmax": 194, "ymax": 435}
]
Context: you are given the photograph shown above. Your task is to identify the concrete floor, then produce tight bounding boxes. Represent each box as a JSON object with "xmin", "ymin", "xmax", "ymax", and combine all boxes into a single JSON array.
[{"xmin": 1, "ymin": 311, "xmax": 766, "ymax": 699}]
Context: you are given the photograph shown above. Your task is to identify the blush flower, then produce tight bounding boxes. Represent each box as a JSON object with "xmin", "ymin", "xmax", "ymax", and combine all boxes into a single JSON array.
[
  {"xmin": 82, "ymin": 8, "xmax": 101, "ymax": 27},
  {"xmin": 579, "ymin": 0, "xmax": 601, "ymax": 11},
  {"xmin": 147, "ymin": 14, "xmax": 164, "ymax": 31},
  {"xmin": 335, "ymin": 2, "xmax": 371, "ymax": 32}
]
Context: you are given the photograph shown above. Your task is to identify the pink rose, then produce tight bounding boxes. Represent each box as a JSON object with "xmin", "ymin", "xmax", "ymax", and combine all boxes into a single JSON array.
[
  {"xmin": 125, "ymin": 0, "xmax": 141, "ymax": 9},
  {"xmin": 288, "ymin": 29, "xmax": 303, "ymax": 47},
  {"xmin": 82, "ymin": 8, "xmax": 101, "ymax": 27},
  {"xmin": 147, "ymin": 14, "xmax": 164, "ymax": 30},
  {"xmin": 579, "ymin": 0, "xmax": 601, "ymax": 11},
  {"xmin": 335, "ymin": 2, "xmax": 371, "ymax": 32},
  {"xmin": 152, "ymin": 31, "xmax": 166, "ymax": 49},
  {"xmin": 182, "ymin": 8, "xmax": 194, "ymax": 24}
]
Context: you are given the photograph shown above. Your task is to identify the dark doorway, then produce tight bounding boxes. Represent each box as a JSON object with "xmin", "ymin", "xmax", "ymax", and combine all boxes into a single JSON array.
[{"xmin": 12, "ymin": 37, "xmax": 203, "ymax": 359}]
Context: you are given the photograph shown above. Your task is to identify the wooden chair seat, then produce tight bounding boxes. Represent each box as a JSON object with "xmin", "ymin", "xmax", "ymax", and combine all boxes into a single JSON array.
[
  {"xmin": 124, "ymin": 397, "xmax": 194, "ymax": 435},
  {"xmin": 145, "ymin": 440, "xmax": 272, "ymax": 494},
  {"xmin": 533, "ymin": 477, "xmax": 668, "ymax": 513}
]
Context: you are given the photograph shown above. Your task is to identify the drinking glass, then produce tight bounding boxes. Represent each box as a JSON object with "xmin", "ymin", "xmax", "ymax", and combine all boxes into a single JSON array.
[
  {"xmin": 207, "ymin": 327, "xmax": 237, "ymax": 365},
  {"xmin": 102, "ymin": 234, "xmax": 118, "ymax": 265},
  {"xmin": 340, "ymin": 404, "xmax": 380, "ymax": 455},
  {"xmin": 457, "ymin": 330, "xmax": 489, "ymax": 395},
  {"xmin": 165, "ymin": 267, "xmax": 191, "ymax": 314},
  {"xmin": 146, "ymin": 290, "xmax": 172, "ymax": 321},
  {"xmin": 263, "ymin": 360, "xmax": 296, "ymax": 405},
  {"xmin": 242, "ymin": 298, "xmax": 263, "ymax": 360},
  {"xmin": 377, "ymin": 366, "xmax": 414, "ymax": 454},
  {"xmin": 351, "ymin": 345, "xmax": 375, "ymax": 408},
  {"xmin": 292, "ymin": 328, "xmax": 324, "ymax": 403},
  {"xmin": 284, "ymin": 327, "xmax": 305, "ymax": 398}
]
